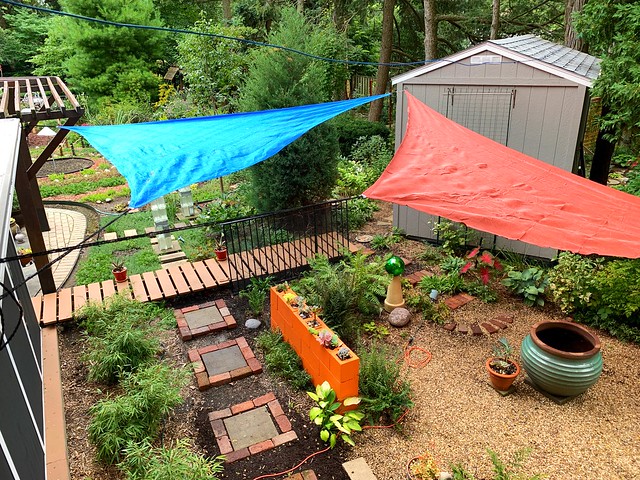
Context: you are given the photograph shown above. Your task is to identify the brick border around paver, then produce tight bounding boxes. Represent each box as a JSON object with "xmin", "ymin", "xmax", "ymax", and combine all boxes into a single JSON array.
[
  {"xmin": 175, "ymin": 298, "xmax": 237, "ymax": 340},
  {"xmin": 188, "ymin": 337, "xmax": 262, "ymax": 391},
  {"xmin": 208, "ymin": 392, "xmax": 299, "ymax": 463}
]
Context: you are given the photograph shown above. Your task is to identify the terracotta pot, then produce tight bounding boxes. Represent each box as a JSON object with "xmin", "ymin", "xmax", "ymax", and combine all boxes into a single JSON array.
[
  {"xmin": 112, "ymin": 267, "xmax": 128, "ymax": 283},
  {"xmin": 20, "ymin": 255, "xmax": 32, "ymax": 267},
  {"xmin": 486, "ymin": 357, "xmax": 520, "ymax": 391},
  {"xmin": 215, "ymin": 248, "xmax": 227, "ymax": 261},
  {"xmin": 521, "ymin": 320, "xmax": 602, "ymax": 396}
]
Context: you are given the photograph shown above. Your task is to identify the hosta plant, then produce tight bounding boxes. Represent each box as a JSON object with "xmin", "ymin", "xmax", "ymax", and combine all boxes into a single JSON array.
[
  {"xmin": 502, "ymin": 267, "xmax": 549, "ymax": 307},
  {"xmin": 308, "ymin": 381, "xmax": 364, "ymax": 448}
]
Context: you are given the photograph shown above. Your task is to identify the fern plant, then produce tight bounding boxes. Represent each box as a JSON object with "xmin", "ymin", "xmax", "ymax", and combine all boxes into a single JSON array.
[{"xmin": 239, "ymin": 275, "xmax": 273, "ymax": 316}]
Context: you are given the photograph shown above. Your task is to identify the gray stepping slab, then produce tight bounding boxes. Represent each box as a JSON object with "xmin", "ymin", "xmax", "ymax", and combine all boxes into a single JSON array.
[
  {"xmin": 184, "ymin": 306, "xmax": 224, "ymax": 330},
  {"xmin": 202, "ymin": 345, "xmax": 247, "ymax": 376},
  {"xmin": 224, "ymin": 406, "xmax": 278, "ymax": 450}
]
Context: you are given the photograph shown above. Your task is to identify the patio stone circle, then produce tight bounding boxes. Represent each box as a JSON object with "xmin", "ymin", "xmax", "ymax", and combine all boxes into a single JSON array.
[
  {"xmin": 175, "ymin": 299, "xmax": 237, "ymax": 340},
  {"xmin": 208, "ymin": 392, "xmax": 299, "ymax": 463},
  {"xmin": 188, "ymin": 337, "xmax": 262, "ymax": 391}
]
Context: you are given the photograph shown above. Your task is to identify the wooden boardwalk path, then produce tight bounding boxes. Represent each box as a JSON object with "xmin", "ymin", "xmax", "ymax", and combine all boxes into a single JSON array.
[{"xmin": 32, "ymin": 233, "xmax": 361, "ymax": 326}]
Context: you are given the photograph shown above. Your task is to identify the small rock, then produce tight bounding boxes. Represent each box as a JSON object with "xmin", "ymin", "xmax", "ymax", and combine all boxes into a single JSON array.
[
  {"xmin": 388, "ymin": 307, "xmax": 411, "ymax": 327},
  {"xmin": 105, "ymin": 197, "xmax": 112, "ymax": 203},
  {"xmin": 355, "ymin": 234, "xmax": 374, "ymax": 243},
  {"xmin": 439, "ymin": 473, "xmax": 453, "ymax": 480},
  {"xmin": 245, "ymin": 318, "xmax": 261, "ymax": 329}
]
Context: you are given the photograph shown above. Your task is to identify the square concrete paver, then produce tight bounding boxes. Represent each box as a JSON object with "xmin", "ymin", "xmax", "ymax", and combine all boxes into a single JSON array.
[
  {"xmin": 224, "ymin": 406, "xmax": 279, "ymax": 450},
  {"xmin": 188, "ymin": 337, "xmax": 263, "ymax": 391},
  {"xmin": 208, "ymin": 392, "xmax": 298, "ymax": 463},
  {"xmin": 185, "ymin": 306, "xmax": 224, "ymax": 330},
  {"xmin": 175, "ymin": 299, "xmax": 237, "ymax": 340},
  {"xmin": 202, "ymin": 345, "xmax": 247, "ymax": 376}
]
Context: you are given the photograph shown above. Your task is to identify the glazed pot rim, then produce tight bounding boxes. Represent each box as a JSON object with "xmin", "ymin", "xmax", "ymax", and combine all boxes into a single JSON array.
[{"xmin": 530, "ymin": 320, "xmax": 601, "ymax": 359}]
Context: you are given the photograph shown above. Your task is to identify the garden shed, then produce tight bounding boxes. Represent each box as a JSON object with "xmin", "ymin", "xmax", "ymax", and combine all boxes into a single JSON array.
[{"xmin": 391, "ymin": 35, "xmax": 600, "ymax": 258}]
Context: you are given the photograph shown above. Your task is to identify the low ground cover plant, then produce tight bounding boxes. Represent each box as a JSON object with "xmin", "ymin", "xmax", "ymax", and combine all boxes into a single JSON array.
[{"xmin": 255, "ymin": 329, "xmax": 311, "ymax": 390}]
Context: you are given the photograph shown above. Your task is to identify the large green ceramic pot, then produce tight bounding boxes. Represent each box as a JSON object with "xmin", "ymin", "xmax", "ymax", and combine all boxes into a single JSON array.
[{"xmin": 521, "ymin": 320, "xmax": 602, "ymax": 397}]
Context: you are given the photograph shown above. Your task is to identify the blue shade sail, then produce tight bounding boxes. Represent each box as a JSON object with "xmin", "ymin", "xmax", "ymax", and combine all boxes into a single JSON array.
[{"xmin": 65, "ymin": 94, "xmax": 388, "ymax": 208}]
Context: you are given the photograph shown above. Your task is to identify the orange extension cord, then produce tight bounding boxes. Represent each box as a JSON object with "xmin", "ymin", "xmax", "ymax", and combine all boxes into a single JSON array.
[{"xmin": 251, "ymin": 341, "xmax": 432, "ymax": 479}]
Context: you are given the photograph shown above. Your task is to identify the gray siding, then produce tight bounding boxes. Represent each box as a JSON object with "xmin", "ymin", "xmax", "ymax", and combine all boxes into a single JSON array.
[{"xmin": 392, "ymin": 50, "xmax": 588, "ymax": 258}]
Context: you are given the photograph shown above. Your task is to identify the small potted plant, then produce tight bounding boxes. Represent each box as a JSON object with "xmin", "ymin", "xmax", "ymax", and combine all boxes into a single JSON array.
[
  {"xmin": 111, "ymin": 260, "xmax": 128, "ymax": 283},
  {"xmin": 214, "ymin": 234, "xmax": 227, "ymax": 261},
  {"xmin": 18, "ymin": 247, "xmax": 32, "ymax": 267},
  {"xmin": 486, "ymin": 337, "xmax": 520, "ymax": 391}
]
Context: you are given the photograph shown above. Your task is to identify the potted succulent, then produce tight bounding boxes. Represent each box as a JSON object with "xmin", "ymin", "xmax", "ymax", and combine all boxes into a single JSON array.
[
  {"xmin": 111, "ymin": 260, "xmax": 128, "ymax": 283},
  {"xmin": 18, "ymin": 247, "xmax": 32, "ymax": 266},
  {"xmin": 214, "ymin": 234, "xmax": 227, "ymax": 261},
  {"xmin": 486, "ymin": 337, "xmax": 520, "ymax": 391}
]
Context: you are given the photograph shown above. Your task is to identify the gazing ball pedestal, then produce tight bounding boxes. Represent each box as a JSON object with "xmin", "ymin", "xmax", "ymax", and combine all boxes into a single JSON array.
[{"xmin": 384, "ymin": 256, "xmax": 405, "ymax": 313}]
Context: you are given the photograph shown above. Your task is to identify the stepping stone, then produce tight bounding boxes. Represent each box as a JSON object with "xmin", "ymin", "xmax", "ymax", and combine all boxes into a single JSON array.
[
  {"xmin": 443, "ymin": 322, "xmax": 457, "ymax": 331},
  {"xmin": 489, "ymin": 319, "xmax": 508, "ymax": 329},
  {"xmin": 202, "ymin": 345, "xmax": 246, "ymax": 376},
  {"xmin": 494, "ymin": 314, "xmax": 514, "ymax": 324},
  {"xmin": 481, "ymin": 322, "xmax": 499, "ymax": 334},
  {"xmin": 175, "ymin": 301, "xmax": 236, "ymax": 340},
  {"xmin": 444, "ymin": 293, "xmax": 475, "ymax": 310},
  {"xmin": 225, "ymin": 407, "xmax": 279, "ymax": 450},
  {"xmin": 470, "ymin": 323, "xmax": 483, "ymax": 336},
  {"xmin": 343, "ymin": 457, "xmax": 377, "ymax": 479},
  {"xmin": 457, "ymin": 324, "xmax": 469, "ymax": 335},
  {"xmin": 123, "ymin": 229, "xmax": 137, "ymax": 237},
  {"xmin": 103, "ymin": 232, "xmax": 117, "ymax": 241},
  {"xmin": 209, "ymin": 393, "xmax": 298, "ymax": 463},
  {"xmin": 188, "ymin": 337, "xmax": 261, "ymax": 391}
]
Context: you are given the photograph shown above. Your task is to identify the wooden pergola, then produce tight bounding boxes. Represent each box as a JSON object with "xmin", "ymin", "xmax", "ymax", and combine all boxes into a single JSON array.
[{"xmin": 1, "ymin": 76, "xmax": 84, "ymax": 293}]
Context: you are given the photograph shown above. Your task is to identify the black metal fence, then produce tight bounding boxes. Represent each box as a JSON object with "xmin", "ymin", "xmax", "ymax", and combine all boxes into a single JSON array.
[{"xmin": 221, "ymin": 198, "xmax": 352, "ymax": 291}]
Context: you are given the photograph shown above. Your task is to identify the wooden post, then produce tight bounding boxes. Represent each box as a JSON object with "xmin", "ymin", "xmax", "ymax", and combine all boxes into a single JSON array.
[{"xmin": 15, "ymin": 136, "xmax": 56, "ymax": 293}]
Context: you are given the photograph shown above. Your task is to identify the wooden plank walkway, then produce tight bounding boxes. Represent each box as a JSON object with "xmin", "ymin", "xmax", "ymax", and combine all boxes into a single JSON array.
[{"xmin": 32, "ymin": 234, "xmax": 361, "ymax": 326}]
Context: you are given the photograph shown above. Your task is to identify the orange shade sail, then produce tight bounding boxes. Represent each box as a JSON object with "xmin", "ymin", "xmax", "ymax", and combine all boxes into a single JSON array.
[{"xmin": 364, "ymin": 92, "xmax": 640, "ymax": 258}]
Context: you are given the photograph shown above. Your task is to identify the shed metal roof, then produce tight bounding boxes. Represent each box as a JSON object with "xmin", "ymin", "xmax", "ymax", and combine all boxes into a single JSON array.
[
  {"xmin": 490, "ymin": 35, "xmax": 600, "ymax": 81},
  {"xmin": 392, "ymin": 35, "xmax": 600, "ymax": 87}
]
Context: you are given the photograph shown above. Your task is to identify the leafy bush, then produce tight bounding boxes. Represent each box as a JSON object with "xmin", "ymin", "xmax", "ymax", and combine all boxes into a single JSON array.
[
  {"xmin": 297, "ymin": 253, "xmax": 387, "ymax": 342},
  {"xmin": 418, "ymin": 273, "xmax": 465, "ymax": 296},
  {"xmin": 308, "ymin": 381, "xmax": 364, "ymax": 448},
  {"xmin": 547, "ymin": 252, "xmax": 602, "ymax": 314},
  {"xmin": 333, "ymin": 115, "xmax": 390, "ymax": 157},
  {"xmin": 119, "ymin": 439, "xmax": 224, "ymax": 480},
  {"xmin": 344, "ymin": 197, "xmax": 378, "ymax": 229},
  {"xmin": 502, "ymin": 267, "xmax": 549, "ymax": 307},
  {"xmin": 89, "ymin": 363, "xmax": 187, "ymax": 464},
  {"xmin": 239, "ymin": 276, "xmax": 273, "ymax": 316},
  {"xmin": 404, "ymin": 289, "xmax": 451, "ymax": 324},
  {"xmin": 358, "ymin": 343, "xmax": 413, "ymax": 424},
  {"xmin": 255, "ymin": 329, "xmax": 311, "ymax": 390},
  {"xmin": 432, "ymin": 220, "xmax": 477, "ymax": 256},
  {"xmin": 463, "ymin": 281, "xmax": 499, "ymax": 303},
  {"xmin": 370, "ymin": 228, "xmax": 404, "ymax": 251},
  {"xmin": 440, "ymin": 255, "xmax": 466, "ymax": 274}
]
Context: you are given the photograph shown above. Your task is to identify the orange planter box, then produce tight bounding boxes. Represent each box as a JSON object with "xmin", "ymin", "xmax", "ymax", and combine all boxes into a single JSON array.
[{"xmin": 270, "ymin": 287, "xmax": 359, "ymax": 401}]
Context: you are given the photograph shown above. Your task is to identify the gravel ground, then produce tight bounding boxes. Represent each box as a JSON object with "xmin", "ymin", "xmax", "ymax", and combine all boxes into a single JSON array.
[{"xmin": 349, "ymin": 300, "xmax": 640, "ymax": 480}]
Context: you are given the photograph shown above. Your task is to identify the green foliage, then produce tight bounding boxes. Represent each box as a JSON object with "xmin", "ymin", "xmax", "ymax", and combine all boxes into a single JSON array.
[
  {"xmin": 297, "ymin": 253, "xmax": 387, "ymax": 341},
  {"xmin": 34, "ymin": 0, "xmax": 165, "ymax": 103},
  {"xmin": 84, "ymin": 98, "xmax": 155, "ymax": 125},
  {"xmin": 81, "ymin": 187, "xmax": 130, "ymax": 203},
  {"xmin": 39, "ymin": 176, "xmax": 126, "ymax": 198},
  {"xmin": 239, "ymin": 276, "xmax": 273, "ymax": 316},
  {"xmin": 463, "ymin": 281, "xmax": 499, "ymax": 303},
  {"xmin": 89, "ymin": 363, "xmax": 186, "ymax": 464},
  {"xmin": 593, "ymin": 259, "xmax": 640, "ymax": 322},
  {"xmin": 502, "ymin": 267, "xmax": 549, "ymax": 307},
  {"xmin": 333, "ymin": 116, "xmax": 390, "ymax": 157},
  {"xmin": 440, "ymin": 255, "xmax": 466, "ymax": 274},
  {"xmin": 575, "ymin": 1, "xmax": 640, "ymax": 141},
  {"xmin": 255, "ymin": 329, "xmax": 311, "ymax": 390},
  {"xmin": 239, "ymin": 8, "xmax": 340, "ymax": 212},
  {"xmin": 405, "ymin": 289, "xmax": 450, "ymax": 324},
  {"xmin": 119, "ymin": 439, "xmax": 224, "ymax": 480},
  {"xmin": 618, "ymin": 165, "xmax": 640, "ymax": 196},
  {"xmin": 358, "ymin": 343, "xmax": 413, "ymax": 424},
  {"xmin": 308, "ymin": 381, "xmax": 364, "ymax": 448},
  {"xmin": 547, "ymin": 252, "xmax": 602, "ymax": 314},
  {"xmin": 370, "ymin": 228, "xmax": 404, "ymax": 251},
  {"xmin": 432, "ymin": 220, "xmax": 476, "ymax": 256},
  {"xmin": 451, "ymin": 448, "xmax": 544, "ymax": 480},
  {"xmin": 0, "ymin": 7, "xmax": 49, "ymax": 76},
  {"xmin": 362, "ymin": 321, "xmax": 389, "ymax": 339},
  {"xmin": 86, "ymin": 329, "xmax": 158, "ymax": 384},
  {"xmin": 344, "ymin": 197, "xmax": 378, "ymax": 229},
  {"xmin": 177, "ymin": 19, "xmax": 257, "ymax": 112},
  {"xmin": 417, "ymin": 243, "xmax": 445, "ymax": 265},
  {"xmin": 418, "ymin": 273, "xmax": 465, "ymax": 296}
]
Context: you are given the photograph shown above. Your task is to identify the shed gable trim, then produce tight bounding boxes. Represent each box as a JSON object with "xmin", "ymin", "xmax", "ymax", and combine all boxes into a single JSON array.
[{"xmin": 392, "ymin": 42, "xmax": 595, "ymax": 88}]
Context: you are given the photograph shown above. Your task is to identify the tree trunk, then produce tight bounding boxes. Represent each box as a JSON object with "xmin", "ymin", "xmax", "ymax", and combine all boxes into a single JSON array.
[
  {"xmin": 564, "ymin": 0, "xmax": 586, "ymax": 51},
  {"xmin": 423, "ymin": 0, "xmax": 437, "ymax": 59},
  {"xmin": 222, "ymin": 0, "xmax": 232, "ymax": 20},
  {"xmin": 490, "ymin": 0, "xmax": 500, "ymax": 39},
  {"xmin": 589, "ymin": 103, "xmax": 616, "ymax": 185},
  {"xmin": 368, "ymin": 0, "xmax": 395, "ymax": 122},
  {"xmin": 297, "ymin": 0, "xmax": 304, "ymax": 14}
]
